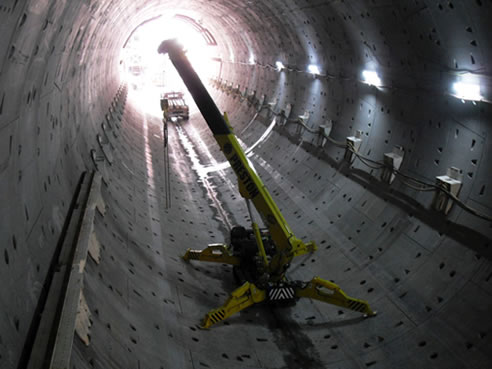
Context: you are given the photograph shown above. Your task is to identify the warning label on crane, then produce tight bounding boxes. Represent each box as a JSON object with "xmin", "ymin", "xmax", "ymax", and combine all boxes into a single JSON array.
[{"xmin": 229, "ymin": 153, "xmax": 260, "ymax": 199}]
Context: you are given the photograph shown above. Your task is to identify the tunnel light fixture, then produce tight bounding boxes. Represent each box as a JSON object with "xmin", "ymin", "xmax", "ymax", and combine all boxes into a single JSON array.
[
  {"xmin": 452, "ymin": 81, "xmax": 482, "ymax": 102},
  {"xmin": 308, "ymin": 64, "xmax": 320, "ymax": 75},
  {"xmin": 362, "ymin": 70, "xmax": 381, "ymax": 87},
  {"xmin": 276, "ymin": 61, "xmax": 285, "ymax": 71},
  {"xmin": 120, "ymin": 14, "xmax": 220, "ymax": 109}
]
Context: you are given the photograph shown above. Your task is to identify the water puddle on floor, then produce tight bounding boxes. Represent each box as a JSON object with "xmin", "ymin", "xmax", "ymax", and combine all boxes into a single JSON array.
[{"xmin": 175, "ymin": 124, "xmax": 234, "ymax": 231}]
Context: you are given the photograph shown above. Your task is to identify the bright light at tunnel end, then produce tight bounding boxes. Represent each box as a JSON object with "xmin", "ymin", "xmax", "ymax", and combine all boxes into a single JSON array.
[
  {"xmin": 120, "ymin": 14, "xmax": 221, "ymax": 117},
  {"xmin": 308, "ymin": 64, "xmax": 320, "ymax": 75},
  {"xmin": 452, "ymin": 81, "xmax": 482, "ymax": 102},
  {"xmin": 362, "ymin": 70, "xmax": 382, "ymax": 87}
]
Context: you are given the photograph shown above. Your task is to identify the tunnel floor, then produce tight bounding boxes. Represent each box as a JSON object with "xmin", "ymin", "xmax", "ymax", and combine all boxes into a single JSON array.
[{"xmin": 68, "ymin": 88, "xmax": 490, "ymax": 369}]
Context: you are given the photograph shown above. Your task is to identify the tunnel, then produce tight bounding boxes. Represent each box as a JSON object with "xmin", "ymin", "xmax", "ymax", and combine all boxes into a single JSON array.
[{"xmin": 1, "ymin": 0, "xmax": 492, "ymax": 368}]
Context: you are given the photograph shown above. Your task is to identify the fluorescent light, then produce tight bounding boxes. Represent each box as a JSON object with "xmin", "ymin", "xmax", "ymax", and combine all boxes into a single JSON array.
[
  {"xmin": 453, "ymin": 81, "xmax": 482, "ymax": 101},
  {"xmin": 249, "ymin": 54, "xmax": 255, "ymax": 64},
  {"xmin": 275, "ymin": 61, "xmax": 285, "ymax": 71},
  {"xmin": 308, "ymin": 64, "xmax": 320, "ymax": 75},
  {"xmin": 362, "ymin": 70, "xmax": 381, "ymax": 87}
]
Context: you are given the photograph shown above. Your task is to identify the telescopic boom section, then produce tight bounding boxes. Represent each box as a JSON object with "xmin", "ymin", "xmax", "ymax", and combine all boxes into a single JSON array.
[{"xmin": 158, "ymin": 39, "xmax": 316, "ymax": 281}]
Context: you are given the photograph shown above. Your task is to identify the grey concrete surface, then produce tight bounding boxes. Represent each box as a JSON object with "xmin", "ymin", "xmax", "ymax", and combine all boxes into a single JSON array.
[{"xmin": 1, "ymin": 1, "xmax": 491, "ymax": 368}]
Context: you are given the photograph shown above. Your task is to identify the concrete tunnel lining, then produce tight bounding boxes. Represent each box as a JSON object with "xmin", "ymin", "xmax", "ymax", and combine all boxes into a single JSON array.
[{"xmin": 0, "ymin": 0, "xmax": 492, "ymax": 368}]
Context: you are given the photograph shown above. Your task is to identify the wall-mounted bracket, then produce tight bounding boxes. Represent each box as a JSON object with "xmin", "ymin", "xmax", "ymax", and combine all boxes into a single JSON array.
[
  {"xmin": 298, "ymin": 111, "xmax": 310, "ymax": 123},
  {"xmin": 96, "ymin": 134, "xmax": 114, "ymax": 164},
  {"xmin": 258, "ymin": 94, "xmax": 265, "ymax": 111},
  {"xmin": 318, "ymin": 120, "xmax": 333, "ymax": 147},
  {"xmin": 267, "ymin": 97, "xmax": 277, "ymax": 116},
  {"xmin": 432, "ymin": 167, "xmax": 463, "ymax": 214},
  {"xmin": 247, "ymin": 89, "xmax": 257, "ymax": 105},
  {"xmin": 279, "ymin": 103, "xmax": 292, "ymax": 125},
  {"xmin": 344, "ymin": 130, "xmax": 363, "ymax": 162},
  {"xmin": 296, "ymin": 111, "xmax": 310, "ymax": 135},
  {"xmin": 90, "ymin": 149, "xmax": 105, "ymax": 163},
  {"xmin": 381, "ymin": 145, "xmax": 404, "ymax": 184}
]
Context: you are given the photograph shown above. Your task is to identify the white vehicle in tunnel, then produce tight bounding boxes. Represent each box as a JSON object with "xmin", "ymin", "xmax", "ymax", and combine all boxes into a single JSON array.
[{"xmin": 160, "ymin": 91, "xmax": 190, "ymax": 120}]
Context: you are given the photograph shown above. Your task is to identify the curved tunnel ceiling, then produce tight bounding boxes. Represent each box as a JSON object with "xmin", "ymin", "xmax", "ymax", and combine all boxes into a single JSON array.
[{"xmin": 1, "ymin": 1, "xmax": 491, "ymax": 369}]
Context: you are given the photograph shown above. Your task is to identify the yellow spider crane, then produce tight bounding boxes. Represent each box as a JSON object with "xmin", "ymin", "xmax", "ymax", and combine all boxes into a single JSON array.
[{"xmin": 158, "ymin": 39, "xmax": 375, "ymax": 328}]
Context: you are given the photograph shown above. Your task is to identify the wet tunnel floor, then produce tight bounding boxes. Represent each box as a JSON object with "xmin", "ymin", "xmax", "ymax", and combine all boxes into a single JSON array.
[{"xmin": 69, "ymin": 95, "xmax": 491, "ymax": 369}]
